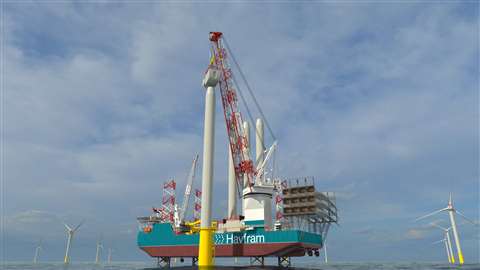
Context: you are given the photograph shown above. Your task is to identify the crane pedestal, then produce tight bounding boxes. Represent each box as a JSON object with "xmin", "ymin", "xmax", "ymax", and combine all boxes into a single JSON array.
[{"xmin": 243, "ymin": 185, "xmax": 274, "ymax": 228}]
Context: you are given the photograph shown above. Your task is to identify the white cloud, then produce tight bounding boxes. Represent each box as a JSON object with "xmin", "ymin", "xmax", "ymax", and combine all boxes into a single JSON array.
[
  {"xmin": 7, "ymin": 209, "xmax": 58, "ymax": 225},
  {"xmin": 405, "ymin": 228, "xmax": 430, "ymax": 240}
]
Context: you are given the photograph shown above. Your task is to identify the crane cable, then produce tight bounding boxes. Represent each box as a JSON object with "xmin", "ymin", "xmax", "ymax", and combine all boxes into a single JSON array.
[
  {"xmin": 209, "ymin": 43, "xmax": 254, "ymax": 196},
  {"xmin": 223, "ymin": 35, "xmax": 279, "ymax": 181},
  {"xmin": 216, "ymin": 44, "xmax": 266, "ymax": 167},
  {"xmin": 223, "ymin": 36, "xmax": 277, "ymax": 143}
]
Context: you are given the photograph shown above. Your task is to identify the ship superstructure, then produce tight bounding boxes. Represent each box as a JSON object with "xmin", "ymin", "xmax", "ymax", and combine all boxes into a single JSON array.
[{"xmin": 137, "ymin": 32, "xmax": 338, "ymax": 267}]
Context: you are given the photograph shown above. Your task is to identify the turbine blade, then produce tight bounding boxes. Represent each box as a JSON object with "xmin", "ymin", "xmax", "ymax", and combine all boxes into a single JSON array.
[
  {"xmin": 432, "ymin": 239, "xmax": 446, "ymax": 244},
  {"xmin": 63, "ymin": 222, "xmax": 72, "ymax": 231},
  {"xmin": 415, "ymin": 208, "xmax": 448, "ymax": 222},
  {"xmin": 455, "ymin": 210, "xmax": 478, "ymax": 226},
  {"xmin": 73, "ymin": 219, "xmax": 85, "ymax": 231},
  {"xmin": 430, "ymin": 222, "xmax": 448, "ymax": 231}
]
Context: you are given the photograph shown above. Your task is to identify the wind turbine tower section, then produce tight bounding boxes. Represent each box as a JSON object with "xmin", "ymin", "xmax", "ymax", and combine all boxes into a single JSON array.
[
  {"xmin": 228, "ymin": 142, "xmax": 237, "ymax": 219},
  {"xmin": 242, "ymin": 118, "xmax": 274, "ymax": 229},
  {"xmin": 198, "ymin": 66, "xmax": 220, "ymax": 266}
]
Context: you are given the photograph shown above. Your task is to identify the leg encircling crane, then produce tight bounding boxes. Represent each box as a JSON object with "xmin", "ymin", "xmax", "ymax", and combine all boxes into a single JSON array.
[
  {"xmin": 136, "ymin": 32, "xmax": 339, "ymax": 268},
  {"xmin": 198, "ymin": 67, "xmax": 220, "ymax": 267}
]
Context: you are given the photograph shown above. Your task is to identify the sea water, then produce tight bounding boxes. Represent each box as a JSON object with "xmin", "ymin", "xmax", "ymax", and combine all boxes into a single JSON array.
[{"xmin": 1, "ymin": 262, "xmax": 480, "ymax": 270}]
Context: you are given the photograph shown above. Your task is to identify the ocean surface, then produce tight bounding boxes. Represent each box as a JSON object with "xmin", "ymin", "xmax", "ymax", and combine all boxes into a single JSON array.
[{"xmin": 1, "ymin": 262, "xmax": 480, "ymax": 270}]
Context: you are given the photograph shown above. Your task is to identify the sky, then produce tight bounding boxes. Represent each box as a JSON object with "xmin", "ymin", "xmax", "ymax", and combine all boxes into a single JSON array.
[{"xmin": 2, "ymin": 1, "xmax": 479, "ymax": 264}]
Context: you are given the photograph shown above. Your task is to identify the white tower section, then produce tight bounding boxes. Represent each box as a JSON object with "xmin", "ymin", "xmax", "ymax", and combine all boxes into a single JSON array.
[
  {"xmin": 242, "ymin": 118, "xmax": 274, "ymax": 229},
  {"xmin": 446, "ymin": 230, "xmax": 454, "ymax": 263},
  {"xmin": 449, "ymin": 206, "xmax": 463, "ymax": 263},
  {"xmin": 255, "ymin": 118, "xmax": 264, "ymax": 183},
  {"xmin": 227, "ymin": 143, "xmax": 236, "ymax": 219},
  {"xmin": 443, "ymin": 239, "xmax": 451, "ymax": 263},
  {"xmin": 107, "ymin": 248, "xmax": 112, "ymax": 264},
  {"xmin": 33, "ymin": 245, "xmax": 41, "ymax": 264},
  {"xmin": 200, "ymin": 69, "xmax": 219, "ymax": 229},
  {"xmin": 95, "ymin": 240, "xmax": 103, "ymax": 264},
  {"xmin": 241, "ymin": 121, "xmax": 250, "ymax": 217},
  {"xmin": 64, "ymin": 231, "xmax": 73, "ymax": 264},
  {"xmin": 242, "ymin": 121, "xmax": 250, "ymax": 189}
]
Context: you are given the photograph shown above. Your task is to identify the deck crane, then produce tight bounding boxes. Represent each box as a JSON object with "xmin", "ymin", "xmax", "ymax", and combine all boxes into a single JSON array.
[
  {"xmin": 174, "ymin": 154, "xmax": 199, "ymax": 228},
  {"xmin": 207, "ymin": 32, "xmax": 277, "ymax": 192}
]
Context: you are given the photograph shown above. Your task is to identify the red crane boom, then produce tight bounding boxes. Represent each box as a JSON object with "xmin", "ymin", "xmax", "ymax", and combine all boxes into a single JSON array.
[{"xmin": 208, "ymin": 32, "xmax": 255, "ymax": 191}]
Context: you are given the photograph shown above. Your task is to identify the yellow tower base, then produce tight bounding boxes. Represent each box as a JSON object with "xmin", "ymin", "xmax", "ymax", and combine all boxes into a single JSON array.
[
  {"xmin": 198, "ymin": 228, "xmax": 214, "ymax": 267},
  {"xmin": 458, "ymin": 252, "xmax": 464, "ymax": 265}
]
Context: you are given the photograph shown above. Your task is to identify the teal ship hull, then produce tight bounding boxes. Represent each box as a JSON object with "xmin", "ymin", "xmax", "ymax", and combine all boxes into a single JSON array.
[{"xmin": 138, "ymin": 223, "xmax": 323, "ymax": 258}]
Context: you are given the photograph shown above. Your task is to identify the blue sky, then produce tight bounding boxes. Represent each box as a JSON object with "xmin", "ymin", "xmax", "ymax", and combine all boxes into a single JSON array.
[{"xmin": 2, "ymin": 1, "xmax": 479, "ymax": 263}]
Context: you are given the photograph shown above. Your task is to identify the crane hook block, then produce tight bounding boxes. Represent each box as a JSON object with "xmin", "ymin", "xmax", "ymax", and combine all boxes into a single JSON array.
[{"xmin": 209, "ymin": 32, "xmax": 223, "ymax": 42}]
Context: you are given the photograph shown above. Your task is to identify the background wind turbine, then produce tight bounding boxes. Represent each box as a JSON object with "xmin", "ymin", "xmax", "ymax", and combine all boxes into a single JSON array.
[
  {"xmin": 432, "ymin": 238, "xmax": 451, "ymax": 263},
  {"xmin": 95, "ymin": 238, "xmax": 103, "ymax": 264},
  {"xmin": 430, "ymin": 222, "xmax": 455, "ymax": 264},
  {"xmin": 63, "ymin": 220, "xmax": 84, "ymax": 264},
  {"xmin": 107, "ymin": 248, "xmax": 113, "ymax": 264},
  {"xmin": 415, "ymin": 193, "xmax": 476, "ymax": 265},
  {"xmin": 33, "ymin": 240, "xmax": 42, "ymax": 264}
]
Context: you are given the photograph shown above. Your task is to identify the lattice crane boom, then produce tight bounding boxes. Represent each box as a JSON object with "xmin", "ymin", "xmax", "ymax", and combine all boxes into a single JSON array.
[
  {"xmin": 178, "ymin": 154, "xmax": 199, "ymax": 223},
  {"xmin": 208, "ymin": 32, "xmax": 256, "ymax": 190}
]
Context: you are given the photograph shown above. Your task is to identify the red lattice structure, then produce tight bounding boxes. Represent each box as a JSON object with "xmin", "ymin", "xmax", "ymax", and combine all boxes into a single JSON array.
[
  {"xmin": 208, "ymin": 32, "xmax": 256, "ymax": 191},
  {"xmin": 194, "ymin": 189, "xmax": 202, "ymax": 220},
  {"xmin": 161, "ymin": 179, "xmax": 176, "ymax": 223}
]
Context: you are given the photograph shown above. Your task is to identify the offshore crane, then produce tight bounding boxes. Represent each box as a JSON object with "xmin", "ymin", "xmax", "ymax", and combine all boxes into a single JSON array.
[
  {"xmin": 174, "ymin": 154, "xmax": 199, "ymax": 228},
  {"xmin": 208, "ymin": 31, "xmax": 277, "ymax": 191},
  {"xmin": 198, "ymin": 32, "xmax": 277, "ymax": 267}
]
